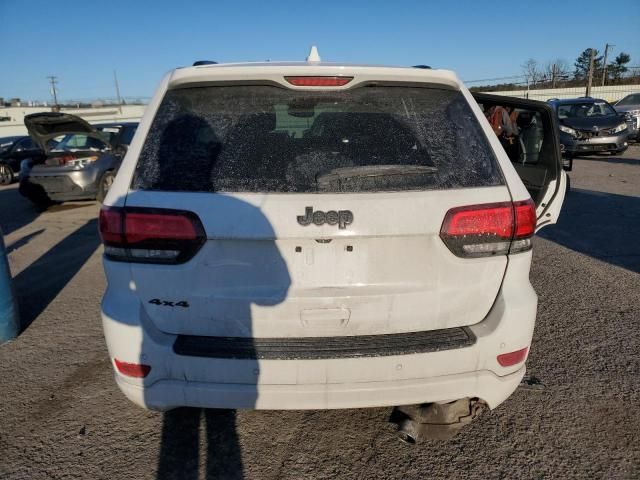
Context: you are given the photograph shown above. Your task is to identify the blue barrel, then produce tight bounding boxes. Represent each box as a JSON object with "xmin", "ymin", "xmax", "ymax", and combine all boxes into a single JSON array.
[{"xmin": 0, "ymin": 228, "xmax": 19, "ymax": 343}]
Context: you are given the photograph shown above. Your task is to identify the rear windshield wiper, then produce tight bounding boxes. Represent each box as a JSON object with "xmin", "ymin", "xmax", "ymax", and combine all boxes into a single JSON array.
[{"xmin": 317, "ymin": 164, "xmax": 437, "ymax": 186}]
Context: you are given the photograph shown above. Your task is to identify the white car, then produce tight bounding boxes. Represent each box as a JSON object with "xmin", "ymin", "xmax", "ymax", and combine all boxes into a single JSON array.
[{"xmin": 99, "ymin": 50, "xmax": 566, "ymax": 442}]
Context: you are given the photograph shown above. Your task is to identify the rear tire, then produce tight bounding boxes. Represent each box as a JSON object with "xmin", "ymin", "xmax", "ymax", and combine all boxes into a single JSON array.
[
  {"xmin": 96, "ymin": 170, "xmax": 115, "ymax": 203},
  {"xmin": 0, "ymin": 164, "xmax": 14, "ymax": 185}
]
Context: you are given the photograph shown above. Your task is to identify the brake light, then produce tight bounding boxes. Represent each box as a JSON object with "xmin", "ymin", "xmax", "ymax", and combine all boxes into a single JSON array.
[
  {"xmin": 440, "ymin": 199, "xmax": 536, "ymax": 257},
  {"xmin": 68, "ymin": 155, "xmax": 99, "ymax": 167},
  {"xmin": 513, "ymin": 200, "xmax": 536, "ymax": 238},
  {"xmin": 99, "ymin": 207, "xmax": 205, "ymax": 264},
  {"xmin": 114, "ymin": 359, "xmax": 151, "ymax": 378},
  {"xmin": 99, "ymin": 208, "xmax": 123, "ymax": 244},
  {"xmin": 497, "ymin": 347, "xmax": 529, "ymax": 367},
  {"xmin": 442, "ymin": 202, "xmax": 513, "ymax": 239},
  {"xmin": 285, "ymin": 76, "xmax": 353, "ymax": 87}
]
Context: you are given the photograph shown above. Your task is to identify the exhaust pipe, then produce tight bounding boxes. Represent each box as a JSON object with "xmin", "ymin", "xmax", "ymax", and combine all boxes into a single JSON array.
[
  {"xmin": 390, "ymin": 398, "xmax": 487, "ymax": 444},
  {"xmin": 395, "ymin": 417, "xmax": 420, "ymax": 444}
]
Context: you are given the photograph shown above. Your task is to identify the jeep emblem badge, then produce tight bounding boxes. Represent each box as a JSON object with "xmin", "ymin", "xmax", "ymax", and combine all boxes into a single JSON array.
[{"xmin": 297, "ymin": 207, "xmax": 353, "ymax": 229}]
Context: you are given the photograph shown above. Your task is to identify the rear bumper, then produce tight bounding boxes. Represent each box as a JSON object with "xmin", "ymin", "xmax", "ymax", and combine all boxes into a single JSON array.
[
  {"xmin": 29, "ymin": 174, "xmax": 98, "ymax": 200},
  {"xmin": 101, "ymin": 252, "xmax": 537, "ymax": 411},
  {"xmin": 28, "ymin": 163, "xmax": 107, "ymax": 200},
  {"xmin": 115, "ymin": 366, "xmax": 525, "ymax": 411}
]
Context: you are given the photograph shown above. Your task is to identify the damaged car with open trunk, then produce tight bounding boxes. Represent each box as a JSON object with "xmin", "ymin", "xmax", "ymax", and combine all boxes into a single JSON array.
[{"xmin": 21, "ymin": 112, "xmax": 137, "ymax": 206}]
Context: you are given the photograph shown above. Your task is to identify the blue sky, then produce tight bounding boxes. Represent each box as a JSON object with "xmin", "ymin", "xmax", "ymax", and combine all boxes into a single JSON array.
[{"xmin": 1, "ymin": 0, "xmax": 639, "ymax": 101}]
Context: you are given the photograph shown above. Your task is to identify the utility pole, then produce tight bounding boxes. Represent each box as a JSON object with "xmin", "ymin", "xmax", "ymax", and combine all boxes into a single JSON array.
[
  {"xmin": 46, "ymin": 75, "xmax": 59, "ymax": 110},
  {"xmin": 113, "ymin": 70, "xmax": 123, "ymax": 113},
  {"xmin": 551, "ymin": 63, "xmax": 557, "ymax": 89},
  {"xmin": 601, "ymin": 43, "xmax": 614, "ymax": 86},
  {"xmin": 586, "ymin": 49, "xmax": 595, "ymax": 97}
]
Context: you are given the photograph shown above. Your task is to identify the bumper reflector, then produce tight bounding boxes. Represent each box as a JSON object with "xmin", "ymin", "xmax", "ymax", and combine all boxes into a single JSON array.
[
  {"xmin": 114, "ymin": 359, "xmax": 151, "ymax": 378},
  {"xmin": 497, "ymin": 347, "xmax": 529, "ymax": 367}
]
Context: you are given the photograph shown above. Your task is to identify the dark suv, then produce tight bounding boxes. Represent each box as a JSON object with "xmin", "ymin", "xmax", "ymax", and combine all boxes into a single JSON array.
[
  {"xmin": 0, "ymin": 136, "xmax": 45, "ymax": 185},
  {"xmin": 548, "ymin": 97, "xmax": 629, "ymax": 158},
  {"xmin": 22, "ymin": 113, "xmax": 138, "ymax": 204}
]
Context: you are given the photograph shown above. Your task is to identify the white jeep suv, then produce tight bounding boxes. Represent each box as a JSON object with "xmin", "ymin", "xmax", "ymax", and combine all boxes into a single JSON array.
[{"xmin": 99, "ymin": 54, "xmax": 566, "ymax": 441}]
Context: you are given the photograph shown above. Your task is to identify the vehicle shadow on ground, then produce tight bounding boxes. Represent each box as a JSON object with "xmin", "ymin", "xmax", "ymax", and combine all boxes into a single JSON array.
[
  {"xmin": 0, "ymin": 186, "xmax": 40, "ymax": 236},
  {"xmin": 12, "ymin": 218, "xmax": 100, "ymax": 332},
  {"xmin": 157, "ymin": 408, "xmax": 244, "ymax": 480},
  {"xmin": 539, "ymin": 187, "xmax": 640, "ymax": 273}
]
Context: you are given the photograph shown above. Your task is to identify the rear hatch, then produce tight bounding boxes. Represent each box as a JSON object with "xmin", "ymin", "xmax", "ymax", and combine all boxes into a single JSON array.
[
  {"xmin": 113, "ymin": 82, "xmax": 515, "ymax": 338},
  {"xmin": 25, "ymin": 112, "xmax": 111, "ymax": 169}
]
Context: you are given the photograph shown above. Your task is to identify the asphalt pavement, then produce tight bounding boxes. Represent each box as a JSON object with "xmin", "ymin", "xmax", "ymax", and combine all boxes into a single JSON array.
[{"xmin": 1, "ymin": 147, "xmax": 639, "ymax": 480}]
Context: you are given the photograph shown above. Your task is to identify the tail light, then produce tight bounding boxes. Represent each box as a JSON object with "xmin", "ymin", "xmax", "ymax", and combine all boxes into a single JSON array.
[
  {"xmin": 285, "ymin": 76, "xmax": 353, "ymax": 87},
  {"xmin": 99, "ymin": 207, "xmax": 205, "ymax": 264},
  {"xmin": 114, "ymin": 359, "xmax": 151, "ymax": 378},
  {"xmin": 67, "ymin": 155, "xmax": 98, "ymax": 167},
  {"xmin": 440, "ymin": 199, "xmax": 536, "ymax": 257}
]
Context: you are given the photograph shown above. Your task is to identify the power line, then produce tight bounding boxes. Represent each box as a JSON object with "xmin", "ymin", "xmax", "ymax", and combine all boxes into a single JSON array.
[{"xmin": 464, "ymin": 74, "xmax": 526, "ymax": 84}]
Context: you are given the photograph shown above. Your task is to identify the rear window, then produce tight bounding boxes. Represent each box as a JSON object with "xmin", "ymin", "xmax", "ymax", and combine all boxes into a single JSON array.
[
  {"xmin": 51, "ymin": 134, "xmax": 107, "ymax": 151},
  {"xmin": 132, "ymin": 85, "xmax": 502, "ymax": 193}
]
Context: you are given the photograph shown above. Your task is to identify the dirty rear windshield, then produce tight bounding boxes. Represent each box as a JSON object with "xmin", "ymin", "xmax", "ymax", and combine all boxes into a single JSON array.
[{"xmin": 132, "ymin": 85, "xmax": 502, "ymax": 193}]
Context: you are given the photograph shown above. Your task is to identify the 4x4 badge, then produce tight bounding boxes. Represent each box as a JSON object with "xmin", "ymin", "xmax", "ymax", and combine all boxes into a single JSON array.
[{"xmin": 297, "ymin": 207, "xmax": 353, "ymax": 229}]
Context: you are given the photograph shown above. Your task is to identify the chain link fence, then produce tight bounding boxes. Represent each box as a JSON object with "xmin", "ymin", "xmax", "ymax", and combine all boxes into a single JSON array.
[{"xmin": 467, "ymin": 66, "xmax": 640, "ymax": 102}]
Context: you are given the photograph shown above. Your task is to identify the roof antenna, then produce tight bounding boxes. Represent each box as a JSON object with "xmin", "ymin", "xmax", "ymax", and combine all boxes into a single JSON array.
[{"xmin": 306, "ymin": 45, "xmax": 321, "ymax": 63}]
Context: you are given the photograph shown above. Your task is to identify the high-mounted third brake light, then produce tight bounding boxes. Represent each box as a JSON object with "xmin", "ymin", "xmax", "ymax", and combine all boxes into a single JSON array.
[
  {"xmin": 99, "ymin": 207, "xmax": 205, "ymax": 264},
  {"xmin": 285, "ymin": 76, "xmax": 353, "ymax": 87},
  {"xmin": 440, "ymin": 199, "xmax": 536, "ymax": 258}
]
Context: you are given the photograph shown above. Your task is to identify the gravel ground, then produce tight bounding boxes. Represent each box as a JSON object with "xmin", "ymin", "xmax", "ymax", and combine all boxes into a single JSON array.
[{"xmin": 0, "ymin": 146, "xmax": 639, "ymax": 480}]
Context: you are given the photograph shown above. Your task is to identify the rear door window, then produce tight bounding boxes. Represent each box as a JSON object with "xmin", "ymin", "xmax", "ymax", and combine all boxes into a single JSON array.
[
  {"xmin": 476, "ymin": 95, "xmax": 561, "ymax": 206},
  {"xmin": 133, "ymin": 85, "xmax": 503, "ymax": 193}
]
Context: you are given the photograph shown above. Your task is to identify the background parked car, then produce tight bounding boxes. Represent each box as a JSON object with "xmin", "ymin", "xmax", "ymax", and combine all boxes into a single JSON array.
[
  {"xmin": 0, "ymin": 136, "xmax": 45, "ymax": 185},
  {"xmin": 613, "ymin": 93, "xmax": 640, "ymax": 140},
  {"xmin": 22, "ymin": 113, "xmax": 138, "ymax": 205},
  {"xmin": 548, "ymin": 97, "xmax": 629, "ymax": 158}
]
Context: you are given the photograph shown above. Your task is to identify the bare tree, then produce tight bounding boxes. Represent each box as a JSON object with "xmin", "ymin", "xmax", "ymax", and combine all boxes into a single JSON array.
[
  {"xmin": 553, "ymin": 59, "xmax": 570, "ymax": 77},
  {"xmin": 543, "ymin": 59, "xmax": 570, "ymax": 86},
  {"xmin": 521, "ymin": 59, "xmax": 541, "ymax": 85}
]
